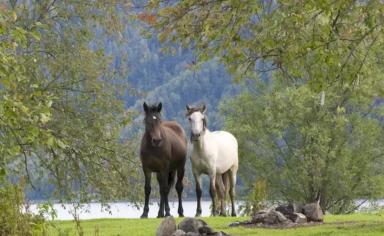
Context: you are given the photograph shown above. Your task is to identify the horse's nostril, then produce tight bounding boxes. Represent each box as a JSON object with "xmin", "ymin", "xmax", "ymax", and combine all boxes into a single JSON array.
[{"xmin": 152, "ymin": 138, "xmax": 161, "ymax": 145}]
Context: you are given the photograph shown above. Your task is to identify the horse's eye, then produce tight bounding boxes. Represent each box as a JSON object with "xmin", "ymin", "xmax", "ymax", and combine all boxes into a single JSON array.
[{"xmin": 188, "ymin": 117, "xmax": 191, "ymax": 121}]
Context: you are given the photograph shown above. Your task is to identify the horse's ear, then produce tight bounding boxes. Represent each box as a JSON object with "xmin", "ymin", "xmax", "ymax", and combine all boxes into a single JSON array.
[
  {"xmin": 186, "ymin": 104, "xmax": 191, "ymax": 111},
  {"xmin": 143, "ymin": 102, "xmax": 149, "ymax": 113},
  {"xmin": 201, "ymin": 104, "xmax": 207, "ymax": 114},
  {"xmin": 157, "ymin": 102, "xmax": 162, "ymax": 112}
]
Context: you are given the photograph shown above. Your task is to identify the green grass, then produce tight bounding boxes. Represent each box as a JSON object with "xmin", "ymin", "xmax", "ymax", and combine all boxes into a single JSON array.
[{"xmin": 49, "ymin": 213, "xmax": 384, "ymax": 236}]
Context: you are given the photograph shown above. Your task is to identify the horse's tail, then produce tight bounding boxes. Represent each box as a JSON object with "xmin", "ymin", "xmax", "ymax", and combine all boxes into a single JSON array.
[{"xmin": 168, "ymin": 171, "xmax": 176, "ymax": 188}]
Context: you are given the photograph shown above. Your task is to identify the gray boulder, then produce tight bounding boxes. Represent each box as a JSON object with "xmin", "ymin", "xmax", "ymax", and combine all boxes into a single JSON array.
[
  {"xmin": 185, "ymin": 233, "xmax": 200, "ymax": 236},
  {"xmin": 275, "ymin": 204, "xmax": 294, "ymax": 216},
  {"xmin": 178, "ymin": 217, "xmax": 208, "ymax": 233},
  {"xmin": 156, "ymin": 216, "xmax": 176, "ymax": 236},
  {"xmin": 302, "ymin": 201, "xmax": 323, "ymax": 222},
  {"xmin": 292, "ymin": 213, "xmax": 307, "ymax": 223},
  {"xmin": 252, "ymin": 210, "xmax": 268, "ymax": 223},
  {"xmin": 252, "ymin": 210, "xmax": 290, "ymax": 225},
  {"xmin": 212, "ymin": 232, "xmax": 231, "ymax": 236},
  {"xmin": 198, "ymin": 225, "xmax": 215, "ymax": 234},
  {"xmin": 172, "ymin": 229, "xmax": 186, "ymax": 236}
]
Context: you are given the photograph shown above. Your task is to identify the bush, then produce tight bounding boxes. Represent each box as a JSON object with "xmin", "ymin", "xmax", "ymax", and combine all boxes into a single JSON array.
[
  {"xmin": 0, "ymin": 178, "xmax": 50, "ymax": 236},
  {"xmin": 239, "ymin": 179, "xmax": 268, "ymax": 216}
]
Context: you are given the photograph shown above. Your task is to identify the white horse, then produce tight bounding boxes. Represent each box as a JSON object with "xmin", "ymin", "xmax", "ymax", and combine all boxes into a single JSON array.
[{"xmin": 186, "ymin": 104, "xmax": 238, "ymax": 216}]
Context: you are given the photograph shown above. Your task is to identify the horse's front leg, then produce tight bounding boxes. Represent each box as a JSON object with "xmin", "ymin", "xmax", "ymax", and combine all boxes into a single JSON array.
[
  {"xmin": 156, "ymin": 171, "xmax": 169, "ymax": 218},
  {"xmin": 209, "ymin": 173, "xmax": 218, "ymax": 216},
  {"xmin": 176, "ymin": 166, "xmax": 185, "ymax": 217},
  {"xmin": 141, "ymin": 168, "xmax": 151, "ymax": 218},
  {"xmin": 193, "ymin": 172, "xmax": 202, "ymax": 217}
]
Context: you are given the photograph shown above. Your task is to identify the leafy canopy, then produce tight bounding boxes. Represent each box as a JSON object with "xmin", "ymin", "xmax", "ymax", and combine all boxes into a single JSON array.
[
  {"xmin": 0, "ymin": 0, "xmax": 140, "ymax": 204},
  {"xmin": 148, "ymin": 0, "xmax": 384, "ymax": 90}
]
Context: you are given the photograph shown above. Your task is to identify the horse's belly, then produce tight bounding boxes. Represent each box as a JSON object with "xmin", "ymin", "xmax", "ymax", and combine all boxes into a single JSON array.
[
  {"xmin": 191, "ymin": 154, "xmax": 214, "ymax": 175},
  {"xmin": 215, "ymin": 146, "xmax": 238, "ymax": 174}
]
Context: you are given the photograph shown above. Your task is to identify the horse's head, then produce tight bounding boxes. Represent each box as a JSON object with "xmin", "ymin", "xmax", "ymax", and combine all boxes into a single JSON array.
[
  {"xmin": 143, "ymin": 102, "xmax": 163, "ymax": 147},
  {"xmin": 186, "ymin": 104, "xmax": 207, "ymax": 142}
]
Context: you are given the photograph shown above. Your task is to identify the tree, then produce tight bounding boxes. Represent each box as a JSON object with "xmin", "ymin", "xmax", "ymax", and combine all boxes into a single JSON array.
[
  {"xmin": 148, "ymin": 0, "xmax": 384, "ymax": 91},
  {"xmin": 222, "ymin": 77, "xmax": 384, "ymax": 213},
  {"xmin": 0, "ymin": 0, "xmax": 141, "ymax": 206}
]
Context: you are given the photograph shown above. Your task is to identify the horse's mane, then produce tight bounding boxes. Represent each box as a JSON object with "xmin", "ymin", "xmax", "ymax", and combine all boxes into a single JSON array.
[{"xmin": 185, "ymin": 107, "xmax": 202, "ymax": 116}]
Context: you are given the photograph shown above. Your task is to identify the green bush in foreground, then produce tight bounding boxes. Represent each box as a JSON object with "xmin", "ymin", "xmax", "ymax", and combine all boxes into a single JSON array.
[{"xmin": 0, "ymin": 178, "xmax": 49, "ymax": 236}]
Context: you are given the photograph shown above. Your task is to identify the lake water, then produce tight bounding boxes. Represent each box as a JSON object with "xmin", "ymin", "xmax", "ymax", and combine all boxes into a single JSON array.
[
  {"xmin": 29, "ymin": 201, "xmax": 238, "ymax": 220},
  {"xmin": 29, "ymin": 199, "xmax": 383, "ymax": 220}
]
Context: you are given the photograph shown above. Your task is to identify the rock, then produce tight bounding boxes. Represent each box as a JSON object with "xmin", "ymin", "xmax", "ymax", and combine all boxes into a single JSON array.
[
  {"xmin": 185, "ymin": 233, "xmax": 200, "ymax": 236},
  {"xmin": 172, "ymin": 229, "xmax": 186, "ymax": 236},
  {"xmin": 275, "ymin": 204, "xmax": 294, "ymax": 216},
  {"xmin": 228, "ymin": 222, "xmax": 240, "ymax": 227},
  {"xmin": 252, "ymin": 210, "xmax": 289, "ymax": 225},
  {"xmin": 156, "ymin": 216, "xmax": 176, "ymax": 236},
  {"xmin": 251, "ymin": 210, "xmax": 268, "ymax": 223},
  {"xmin": 292, "ymin": 213, "xmax": 307, "ymax": 223},
  {"xmin": 302, "ymin": 201, "xmax": 323, "ymax": 222},
  {"xmin": 293, "ymin": 203, "xmax": 304, "ymax": 213},
  {"xmin": 198, "ymin": 225, "xmax": 215, "ymax": 234},
  {"xmin": 178, "ymin": 217, "xmax": 208, "ymax": 233},
  {"xmin": 212, "ymin": 232, "xmax": 231, "ymax": 236},
  {"xmin": 267, "ymin": 210, "xmax": 290, "ymax": 224}
]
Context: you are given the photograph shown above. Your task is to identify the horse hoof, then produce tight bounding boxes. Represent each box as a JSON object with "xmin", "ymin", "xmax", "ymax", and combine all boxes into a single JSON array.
[
  {"xmin": 231, "ymin": 213, "xmax": 237, "ymax": 217},
  {"xmin": 157, "ymin": 215, "xmax": 164, "ymax": 218},
  {"xmin": 195, "ymin": 213, "xmax": 201, "ymax": 217},
  {"xmin": 219, "ymin": 213, "xmax": 227, "ymax": 217},
  {"xmin": 165, "ymin": 213, "xmax": 172, "ymax": 217},
  {"xmin": 179, "ymin": 213, "xmax": 184, "ymax": 217},
  {"xmin": 140, "ymin": 214, "xmax": 148, "ymax": 219}
]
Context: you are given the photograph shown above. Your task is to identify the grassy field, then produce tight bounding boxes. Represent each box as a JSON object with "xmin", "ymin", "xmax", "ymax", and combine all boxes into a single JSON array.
[{"xmin": 50, "ymin": 213, "xmax": 384, "ymax": 236}]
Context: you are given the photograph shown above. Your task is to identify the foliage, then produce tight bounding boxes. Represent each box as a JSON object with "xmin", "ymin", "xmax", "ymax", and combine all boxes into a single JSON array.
[
  {"xmin": 0, "ymin": 176, "xmax": 50, "ymax": 236},
  {"xmin": 222, "ymin": 78, "xmax": 384, "ymax": 213},
  {"xmin": 0, "ymin": 0, "xmax": 140, "ymax": 205},
  {"xmin": 147, "ymin": 0, "xmax": 384, "ymax": 91},
  {"xmin": 239, "ymin": 179, "xmax": 268, "ymax": 216}
]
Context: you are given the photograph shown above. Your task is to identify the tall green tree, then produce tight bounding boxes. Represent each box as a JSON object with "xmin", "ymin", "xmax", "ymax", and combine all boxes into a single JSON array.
[
  {"xmin": 222, "ymin": 77, "xmax": 384, "ymax": 213},
  {"xmin": 0, "ymin": 0, "xmax": 141, "ymax": 205},
  {"xmin": 148, "ymin": 0, "xmax": 384, "ymax": 90}
]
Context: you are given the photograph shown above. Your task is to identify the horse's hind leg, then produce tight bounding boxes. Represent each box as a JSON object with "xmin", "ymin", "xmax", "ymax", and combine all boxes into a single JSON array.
[
  {"xmin": 229, "ymin": 167, "xmax": 238, "ymax": 217},
  {"xmin": 141, "ymin": 168, "xmax": 151, "ymax": 218},
  {"xmin": 215, "ymin": 174, "xmax": 226, "ymax": 216},
  {"xmin": 176, "ymin": 167, "xmax": 185, "ymax": 217}
]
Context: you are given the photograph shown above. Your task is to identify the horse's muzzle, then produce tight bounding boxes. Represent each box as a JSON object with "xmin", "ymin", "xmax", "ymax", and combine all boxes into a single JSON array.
[
  {"xmin": 190, "ymin": 133, "xmax": 201, "ymax": 142},
  {"xmin": 151, "ymin": 138, "xmax": 162, "ymax": 146}
]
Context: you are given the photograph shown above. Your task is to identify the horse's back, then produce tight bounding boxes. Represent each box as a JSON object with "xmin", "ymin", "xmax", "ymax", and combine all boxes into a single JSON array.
[
  {"xmin": 163, "ymin": 121, "xmax": 186, "ymax": 141},
  {"xmin": 211, "ymin": 131, "xmax": 238, "ymax": 173}
]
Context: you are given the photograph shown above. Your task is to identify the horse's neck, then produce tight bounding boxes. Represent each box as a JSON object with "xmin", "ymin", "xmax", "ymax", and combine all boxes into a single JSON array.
[{"xmin": 193, "ymin": 129, "xmax": 210, "ymax": 151}]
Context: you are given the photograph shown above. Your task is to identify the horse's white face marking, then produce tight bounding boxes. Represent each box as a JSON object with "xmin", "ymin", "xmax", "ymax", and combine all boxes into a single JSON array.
[
  {"xmin": 153, "ymin": 116, "xmax": 157, "ymax": 120},
  {"xmin": 189, "ymin": 111, "xmax": 205, "ymax": 137}
]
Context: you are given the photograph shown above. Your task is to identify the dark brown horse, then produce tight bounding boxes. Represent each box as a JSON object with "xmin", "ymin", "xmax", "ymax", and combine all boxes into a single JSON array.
[{"xmin": 140, "ymin": 102, "xmax": 187, "ymax": 218}]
